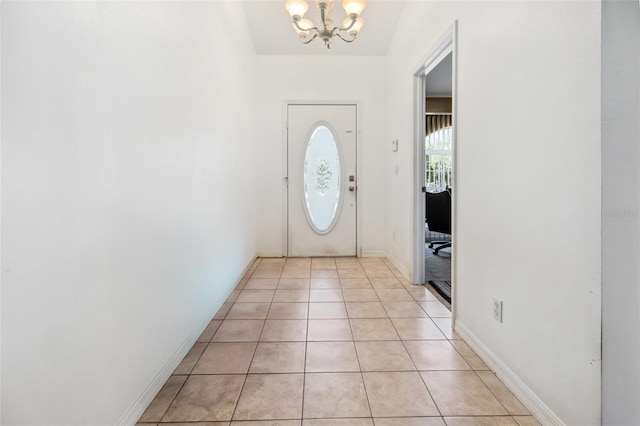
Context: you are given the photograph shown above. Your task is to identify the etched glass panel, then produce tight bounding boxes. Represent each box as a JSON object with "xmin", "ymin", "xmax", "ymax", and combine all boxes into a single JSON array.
[{"xmin": 303, "ymin": 125, "xmax": 341, "ymax": 233}]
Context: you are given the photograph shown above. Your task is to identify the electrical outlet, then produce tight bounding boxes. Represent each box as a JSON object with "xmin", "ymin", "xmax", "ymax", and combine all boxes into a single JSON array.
[{"xmin": 493, "ymin": 299, "xmax": 503, "ymax": 323}]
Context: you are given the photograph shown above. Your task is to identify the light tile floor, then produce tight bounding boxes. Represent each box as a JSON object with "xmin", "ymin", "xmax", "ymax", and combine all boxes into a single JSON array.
[{"xmin": 137, "ymin": 257, "xmax": 541, "ymax": 426}]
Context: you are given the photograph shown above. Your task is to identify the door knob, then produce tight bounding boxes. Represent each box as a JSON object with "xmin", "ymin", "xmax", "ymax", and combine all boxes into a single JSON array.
[{"xmin": 348, "ymin": 186, "xmax": 355, "ymax": 192}]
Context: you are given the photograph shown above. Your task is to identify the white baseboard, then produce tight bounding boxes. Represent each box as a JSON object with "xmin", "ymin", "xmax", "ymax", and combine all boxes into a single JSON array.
[
  {"xmin": 256, "ymin": 252, "xmax": 387, "ymax": 259},
  {"xmin": 384, "ymin": 253, "xmax": 412, "ymax": 282},
  {"xmin": 360, "ymin": 250, "xmax": 387, "ymax": 258},
  {"xmin": 116, "ymin": 256, "xmax": 257, "ymax": 426},
  {"xmin": 256, "ymin": 252, "xmax": 284, "ymax": 258},
  {"xmin": 455, "ymin": 321, "xmax": 566, "ymax": 426}
]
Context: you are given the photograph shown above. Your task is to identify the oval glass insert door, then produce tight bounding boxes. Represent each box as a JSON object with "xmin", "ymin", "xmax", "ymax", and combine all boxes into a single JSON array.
[{"xmin": 303, "ymin": 124, "xmax": 342, "ymax": 233}]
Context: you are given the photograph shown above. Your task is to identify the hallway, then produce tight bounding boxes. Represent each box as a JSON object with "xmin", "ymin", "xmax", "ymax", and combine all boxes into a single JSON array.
[{"xmin": 137, "ymin": 257, "xmax": 539, "ymax": 426}]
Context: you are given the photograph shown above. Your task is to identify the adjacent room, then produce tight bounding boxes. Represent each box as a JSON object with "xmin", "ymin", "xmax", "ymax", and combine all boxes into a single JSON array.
[{"xmin": 423, "ymin": 51, "xmax": 453, "ymax": 305}]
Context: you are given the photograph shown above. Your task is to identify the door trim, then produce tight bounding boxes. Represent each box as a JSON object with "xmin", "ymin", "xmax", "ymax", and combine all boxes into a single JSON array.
[
  {"xmin": 283, "ymin": 101, "xmax": 363, "ymax": 257},
  {"xmin": 412, "ymin": 23, "xmax": 458, "ymax": 322}
]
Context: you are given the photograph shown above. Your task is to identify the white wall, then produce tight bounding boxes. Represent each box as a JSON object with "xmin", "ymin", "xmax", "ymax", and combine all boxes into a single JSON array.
[
  {"xmin": 601, "ymin": 1, "xmax": 640, "ymax": 424},
  {"xmin": 0, "ymin": 5, "xmax": 3, "ymax": 424},
  {"xmin": 254, "ymin": 55, "xmax": 387, "ymax": 257},
  {"xmin": 1, "ymin": 2, "xmax": 256, "ymax": 424},
  {"xmin": 385, "ymin": 2, "xmax": 601, "ymax": 425}
]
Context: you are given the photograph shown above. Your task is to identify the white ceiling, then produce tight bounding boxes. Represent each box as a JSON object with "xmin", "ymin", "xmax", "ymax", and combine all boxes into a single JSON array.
[{"xmin": 242, "ymin": 1, "xmax": 406, "ymax": 56}]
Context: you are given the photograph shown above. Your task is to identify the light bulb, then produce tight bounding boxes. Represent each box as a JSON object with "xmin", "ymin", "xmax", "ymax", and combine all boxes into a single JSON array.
[
  {"xmin": 293, "ymin": 18, "xmax": 314, "ymax": 37},
  {"xmin": 343, "ymin": 16, "xmax": 363, "ymax": 35},
  {"xmin": 342, "ymin": 0, "xmax": 366, "ymax": 17},
  {"xmin": 285, "ymin": 0, "xmax": 309, "ymax": 18}
]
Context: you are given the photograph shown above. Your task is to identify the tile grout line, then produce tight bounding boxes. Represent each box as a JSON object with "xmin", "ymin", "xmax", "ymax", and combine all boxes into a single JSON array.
[
  {"xmin": 366, "ymin": 258, "xmax": 447, "ymax": 420},
  {"xmin": 347, "ymin": 257, "xmax": 375, "ymax": 421},
  {"xmin": 158, "ymin": 366, "xmax": 503, "ymax": 376},
  {"xmin": 471, "ymin": 369, "xmax": 516, "ymax": 417},
  {"xmin": 227, "ymin": 260, "xmax": 279, "ymax": 422},
  {"xmin": 300, "ymin": 265, "xmax": 311, "ymax": 422},
  {"xmin": 156, "ymin": 375, "xmax": 189, "ymax": 423},
  {"xmin": 391, "ymin": 307, "xmax": 445, "ymax": 420},
  {"xmin": 220, "ymin": 257, "xmax": 264, "ymax": 423}
]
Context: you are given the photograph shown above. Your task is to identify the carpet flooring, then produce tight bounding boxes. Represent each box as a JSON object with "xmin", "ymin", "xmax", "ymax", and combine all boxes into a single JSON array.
[{"xmin": 425, "ymin": 226, "xmax": 451, "ymax": 305}]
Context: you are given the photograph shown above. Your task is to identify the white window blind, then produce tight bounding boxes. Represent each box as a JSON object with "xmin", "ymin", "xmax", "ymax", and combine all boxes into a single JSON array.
[{"xmin": 425, "ymin": 115, "xmax": 452, "ymax": 192}]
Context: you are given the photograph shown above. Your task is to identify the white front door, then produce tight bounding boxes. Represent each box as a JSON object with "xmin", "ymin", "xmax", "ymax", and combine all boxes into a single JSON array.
[{"xmin": 287, "ymin": 104, "xmax": 357, "ymax": 257}]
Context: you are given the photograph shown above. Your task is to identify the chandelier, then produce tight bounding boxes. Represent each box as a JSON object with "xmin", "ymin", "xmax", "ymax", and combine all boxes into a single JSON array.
[{"xmin": 285, "ymin": 0, "xmax": 366, "ymax": 49}]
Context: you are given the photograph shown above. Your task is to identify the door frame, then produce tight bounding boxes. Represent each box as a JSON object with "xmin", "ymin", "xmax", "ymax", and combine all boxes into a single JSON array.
[
  {"xmin": 282, "ymin": 101, "xmax": 363, "ymax": 257},
  {"xmin": 412, "ymin": 23, "xmax": 458, "ymax": 319}
]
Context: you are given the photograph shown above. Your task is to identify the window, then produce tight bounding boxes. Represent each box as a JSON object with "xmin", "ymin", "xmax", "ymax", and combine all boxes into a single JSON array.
[{"xmin": 425, "ymin": 126, "xmax": 452, "ymax": 192}]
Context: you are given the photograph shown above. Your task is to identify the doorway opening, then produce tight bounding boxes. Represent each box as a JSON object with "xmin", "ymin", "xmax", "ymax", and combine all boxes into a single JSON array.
[
  {"xmin": 412, "ymin": 23, "xmax": 457, "ymax": 318},
  {"xmin": 424, "ymin": 53, "xmax": 453, "ymax": 304}
]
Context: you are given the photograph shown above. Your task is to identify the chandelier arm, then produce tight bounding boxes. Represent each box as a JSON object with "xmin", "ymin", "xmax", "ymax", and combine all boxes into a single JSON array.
[
  {"xmin": 300, "ymin": 33, "xmax": 319, "ymax": 44},
  {"xmin": 292, "ymin": 19, "xmax": 318, "ymax": 32},
  {"xmin": 334, "ymin": 32, "xmax": 357, "ymax": 43},
  {"xmin": 339, "ymin": 15, "xmax": 358, "ymax": 32}
]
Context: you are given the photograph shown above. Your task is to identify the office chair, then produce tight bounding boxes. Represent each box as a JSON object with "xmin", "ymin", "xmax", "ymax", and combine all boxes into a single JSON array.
[{"xmin": 425, "ymin": 190, "xmax": 452, "ymax": 255}]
